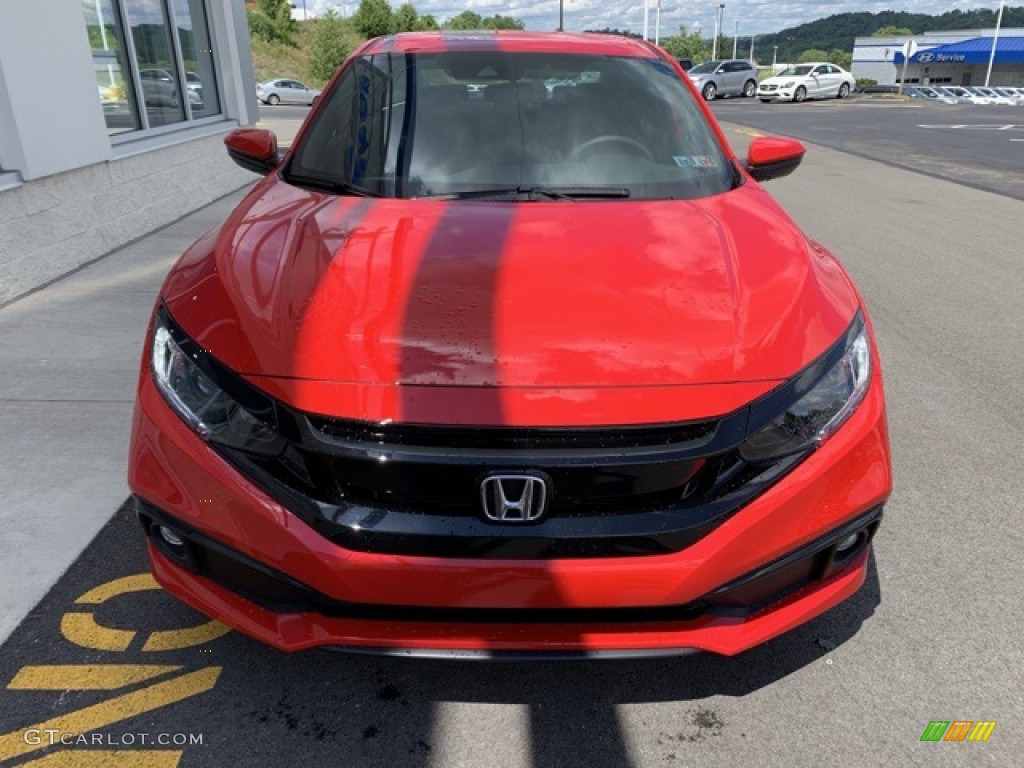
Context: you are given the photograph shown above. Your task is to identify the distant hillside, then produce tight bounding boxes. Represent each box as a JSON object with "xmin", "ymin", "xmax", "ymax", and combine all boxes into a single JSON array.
[{"xmin": 762, "ymin": 7, "xmax": 1024, "ymax": 63}]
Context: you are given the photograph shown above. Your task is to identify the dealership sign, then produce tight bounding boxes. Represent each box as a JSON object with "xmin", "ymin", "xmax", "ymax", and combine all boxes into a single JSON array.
[{"xmin": 914, "ymin": 52, "xmax": 967, "ymax": 63}]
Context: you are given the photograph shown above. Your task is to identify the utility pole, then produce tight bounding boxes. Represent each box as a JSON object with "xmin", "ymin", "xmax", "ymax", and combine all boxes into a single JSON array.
[
  {"xmin": 750, "ymin": 36, "xmax": 755, "ymax": 62},
  {"xmin": 713, "ymin": 4, "xmax": 725, "ymax": 59},
  {"xmin": 772, "ymin": 45, "xmax": 778, "ymax": 72},
  {"xmin": 643, "ymin": 0, "xmax": 649, "ymax": 41},
  {"xmin": 985, "ymin": 0, "xmax": 1005, "ymax": 86},
  {"xmin": 559, "ymin": 0, "xmax": 564, "ymax": 32},
  {"xmin": 655, "ymin": 0, "xmax": 662, "ymax": 45},
  {"xmin": 733, "ymin": 19, "xmax": 739, "ymax": 59}
]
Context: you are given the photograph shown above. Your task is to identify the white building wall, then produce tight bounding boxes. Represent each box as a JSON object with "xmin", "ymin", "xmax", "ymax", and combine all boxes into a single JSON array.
[{"xmin": 0, "ymin": 0, "xmax": 259, "ymax": 306}]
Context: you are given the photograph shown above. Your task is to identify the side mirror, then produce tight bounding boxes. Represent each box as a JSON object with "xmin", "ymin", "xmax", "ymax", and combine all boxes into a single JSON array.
[
  {"xmin": 746, "ymin": 137, "xmax": 805, "ymax": 182},
  {"xmin": 225, "ymin": 129, "xmax": 280, "ymax": 175}
]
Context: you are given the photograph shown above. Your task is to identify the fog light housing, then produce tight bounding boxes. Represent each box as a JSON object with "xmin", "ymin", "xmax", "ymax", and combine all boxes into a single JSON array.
[{"xmin": 159, "ymin": 525, "xmax": 185, "ymax": 548}]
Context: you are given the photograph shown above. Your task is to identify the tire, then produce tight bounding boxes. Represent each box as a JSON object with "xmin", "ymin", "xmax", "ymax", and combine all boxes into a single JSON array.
[
  {"xmin": 702, "ymin": 82, "xmax": 717, "ymax": 101},
  {"xmin": 267, "ymin": 94, "xmax": 280, "ymax": 106},
  {"xmin": 837, "ymin": 83, "xmax": 850, "ymax": 99},
  {"xmin": 743, "ymin": 79, "xmax": 757, "ymax": 98},
  {"xmin": 793, "ymin": 86, "xmax": 807, "ymax": 103}
]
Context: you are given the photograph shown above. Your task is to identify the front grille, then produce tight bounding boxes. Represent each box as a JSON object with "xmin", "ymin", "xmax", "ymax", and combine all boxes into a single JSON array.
[{"xmin": 761, "ymin": 84, "xmax": 778, "ymax": 92}]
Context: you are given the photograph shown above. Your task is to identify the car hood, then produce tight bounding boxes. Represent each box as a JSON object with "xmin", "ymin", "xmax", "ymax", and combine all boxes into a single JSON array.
[{"xmin": 162, "ymin": 177, "xmax": 859, "ymax": 421}]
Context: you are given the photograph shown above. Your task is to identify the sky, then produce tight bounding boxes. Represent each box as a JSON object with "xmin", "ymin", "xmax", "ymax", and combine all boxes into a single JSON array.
[{"xmin": 296, "ymin": 1, "xmax": 1010, "ymax": 38}]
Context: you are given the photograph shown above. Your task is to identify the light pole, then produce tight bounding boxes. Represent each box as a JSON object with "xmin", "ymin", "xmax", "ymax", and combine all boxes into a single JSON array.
[
  {"xmin": 772, "ymin": 45, "xmax": 778, "ymax": 72},
  {"xmin": 713, "ymin": 4, "xmax": 725, "ymax": 59},
  {"xmin": 749, "ymin": 36, "xmax": 755, "ymax": 61},
  {"xmin": 733, "ymin": 19, "xmax": 739, "ymax": 59},
  {"xmin": 655, "ymin": 0, "xmax": 662, "ymax": 45},
  {"xmin": 643, "ymin": 0, "xmax": 649, "ymax": 41},
  {"xmin": 985, "ymin": 0, "xmax": 1005, "ymax": 87}
]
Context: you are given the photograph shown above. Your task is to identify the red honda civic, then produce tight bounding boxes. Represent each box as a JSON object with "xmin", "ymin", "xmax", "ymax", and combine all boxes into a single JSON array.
[{"xmin": 128, "ymin": 32, "xmax": 891, "ymax": 658}]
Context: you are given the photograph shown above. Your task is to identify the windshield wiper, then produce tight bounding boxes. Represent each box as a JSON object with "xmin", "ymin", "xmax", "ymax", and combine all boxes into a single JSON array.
[
  {"xmin": 418, "ymin": 186, "xmax": 631, "ymax": 201},
  {"xmin": 284, "ymin": 173, "xmax": 381, "ymax": 197}
]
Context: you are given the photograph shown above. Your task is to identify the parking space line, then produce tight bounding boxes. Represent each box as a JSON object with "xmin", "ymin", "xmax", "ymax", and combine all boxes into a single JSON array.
[
  {"xmin": 17, "ymin": 751, "xmax": 182, "ymax": 767},
  {"xmin": 0, "ymin": 667, "xmax": 221, "ymax": 762},
  {"xmin": 8, "ymin": 665, "xmax": 181, "ymax": 691},
  {"xmin": 74, "ymin": 574, "xmax": 158, "ymax": 605},
  {"xmin": 60, "ymin": 613, "xmax": 135, "ymax": 652},
  {"xmin": 142, "ymin": 622, "xmax": 230, "ymax": 652}
]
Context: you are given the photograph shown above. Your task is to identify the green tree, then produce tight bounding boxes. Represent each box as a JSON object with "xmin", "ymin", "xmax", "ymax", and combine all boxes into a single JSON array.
[
  {"xmin": 484, "ymin": 15, "xmax": 525, "ymax": 30},
  {"xmin": 829, "ymin": 48, "xmax": 853, "ymax": 70},
  {"xmin": 247, "ymin": 9, "xmax": 276, "ymax": 44},
  {"xmin": 444, "ymin": 11, "xmax": 485, "ymax": 30},
  {"xmin": 416, "ymin": 14, "xmax": 440, "ymax": 31},
  {"xmin": 661, "ymin": 28, "xmax": 712, "ymax": 63},
  {"xmin": 798, "ymin": 48, "xmax": 829, "ymax": 63},
  {"xmin": 352, "ymin": 0, "xmax": 394, "ymax": 39},
  {"xmin": 392, "ymin": 3, "xmax": 419, "ymax": 33},
  {"xmin": 308, "ymin": 10, "xmax": 350, "ymax": 81},
  {"xmin": 872, "ymin": 25, "xmax": 913, "ymax": 36},
  {"xmin": 257, "ymin": 0, "xmax": 297, "ymax": 45}
]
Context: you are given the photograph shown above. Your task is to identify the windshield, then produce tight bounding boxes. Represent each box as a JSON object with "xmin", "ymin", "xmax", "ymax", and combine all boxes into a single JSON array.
[
  {"xmin": 777, "ymin": 65, "xmax": 814, "ymax": 77},
  {"xmin": 688, "ymin": 61, "xmax": 721, "ymax": 74},
  {"xmin": 286, "ymin": 51, "xmax": 734, "ymax": 201}
]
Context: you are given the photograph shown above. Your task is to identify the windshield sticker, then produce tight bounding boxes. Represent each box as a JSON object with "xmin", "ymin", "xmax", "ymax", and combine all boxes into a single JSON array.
[{"xmin": 674, "ymin": 155, "xmax": 719, "ymax": 168}]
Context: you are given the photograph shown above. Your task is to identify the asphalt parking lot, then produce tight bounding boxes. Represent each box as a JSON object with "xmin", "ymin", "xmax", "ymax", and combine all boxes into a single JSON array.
[
  {"xmin": 710, "ymin": 97, "xmax": 1024, "ymax": 200},
  {"xmin": 1, "ymin": 104, "xmax": 1022, "ymax": 766}
]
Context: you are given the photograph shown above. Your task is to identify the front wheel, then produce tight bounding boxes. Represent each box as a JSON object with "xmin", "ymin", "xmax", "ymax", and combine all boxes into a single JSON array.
[
  {"xmin": 267, "ymin": 94, "xmax": 280, "ymax": 106},
  {"xmin": 793, "ymin": 86, "xmax": 807, "ymax": 103},
  {"xmin": 702, "ymin": 82, "xmax": 717, "ymax": 101},
  {"xmin": 743, "ymin": 79, "xmax": 757, "ymax": 98},
  {"xmin": 837, "ymin": 83, "xmax": 851, "ymax": 99}
]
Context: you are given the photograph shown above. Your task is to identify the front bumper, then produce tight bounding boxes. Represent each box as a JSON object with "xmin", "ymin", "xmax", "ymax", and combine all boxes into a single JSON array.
[
  {"xmin": 128, "ymin": 358, "xmax": 891, "ymax": 655},
  {"xmin": 758, "ymin": 89, "xmax": 794, "ymax": 101}
]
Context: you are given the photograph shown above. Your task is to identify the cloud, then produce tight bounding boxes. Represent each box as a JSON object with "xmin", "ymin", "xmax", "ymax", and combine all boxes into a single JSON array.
[{"xmin": 303, "ymin": 1, "xmax": 1004, "ymax": 37}]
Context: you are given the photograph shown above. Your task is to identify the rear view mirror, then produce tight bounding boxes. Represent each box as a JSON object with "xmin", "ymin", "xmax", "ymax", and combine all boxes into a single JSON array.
[
  {"xmin": 224, "ymin": 129, "xmax": 280, "ymax": 175},
  {"xmin": 746, "ymin": 137, "xmax": 806, "ymax": 182}
]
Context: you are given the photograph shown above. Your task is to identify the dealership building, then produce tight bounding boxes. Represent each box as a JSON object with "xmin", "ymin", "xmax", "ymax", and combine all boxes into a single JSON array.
[
  {"xmin": 0, "ymin": 0, "xmax": 258, "ymax": 305},
  {"xmin": 852, "ymin": 27, "xmax": 1024, "ymax": 86}
]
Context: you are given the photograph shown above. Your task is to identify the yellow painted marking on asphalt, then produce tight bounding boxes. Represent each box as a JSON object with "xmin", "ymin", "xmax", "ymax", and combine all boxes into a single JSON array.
[
  {"xmin": 60, "ymin": 612, "xmax": 135, "ymax": 652},
  {"xmin": 734, "ymin": 127, "xmax": 764, "ymax": 138},
  {"xmin": 8, "ymin": 665, "xmax": 181, "ymax": 690},
  {"xmin": 75, "ymin": 574, "xmax": 158, "ymax": 605},
  {"xmin": 143, "ymin": 621, "xmax": 230, "ymax": 652},
  {"xmin": 18, "ymin": 750, "xmax": 181, "ymax": 767},
  {"xmin": 0, "ymin": 667, "xmax": 221, "ymax": 762}
]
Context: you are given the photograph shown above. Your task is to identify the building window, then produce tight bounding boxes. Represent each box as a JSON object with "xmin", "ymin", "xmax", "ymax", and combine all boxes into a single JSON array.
[{"xmin": 81, "ymin": 0, "xmax": 221, "ymax": 136}]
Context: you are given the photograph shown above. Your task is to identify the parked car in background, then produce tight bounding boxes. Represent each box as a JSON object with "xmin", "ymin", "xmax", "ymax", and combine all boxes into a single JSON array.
[
  {"xmin": 677, "ymin": 58, "xmax": 693, "ymax": 71},
  {"xmin": 138, "ymin": 67, "xmax": 202, "ymax": 110},
  {"xmin": 931, "ymin": 86, "xmax": 973, "ymax": 104},
  {"xmin": 965, "ymin": 86, "xmax": 1013, "ymax": 105},
  {"xmin": 758, "ymin": 63, "xmax": 855, "ymax": 102},
  {"xmin": 989, "ymin": 87, "xmax": 1024, "ymax": 105},
  {"xmin": 903, "ymin": 86, "xmax": 958, "ymax": 104},
  {"xmin": 688, "ymin": 59, "xmax": 758, "ymax": 100},
  {"xmin": 257, "ymin": 78, "xmax": 321, "ymax": 106},
  {"xmin": 855, "ymin": 83, "xmax": 899, "ymax": 94}
]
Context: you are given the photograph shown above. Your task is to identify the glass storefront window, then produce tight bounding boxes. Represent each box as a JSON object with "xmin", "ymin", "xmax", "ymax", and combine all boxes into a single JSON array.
[
  {"xmin": 124, "ymin": 0, "xmax": 186, "ymax": 127},
  {"xmin": 172, "ymin": 0, "xmax": 221, "ymax": 118},
  {"xmin": 82, "ymin": 0, "xmax": 141, "ymax": 135},
  {"xmin": 81, "ymin": 0, "xmax": 221, "ymax": 136}
]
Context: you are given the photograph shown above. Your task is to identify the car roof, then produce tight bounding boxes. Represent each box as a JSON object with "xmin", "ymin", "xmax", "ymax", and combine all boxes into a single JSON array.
[{"xmin": 363, "ymin": 31, "xmax": 658, "ymax": 58}]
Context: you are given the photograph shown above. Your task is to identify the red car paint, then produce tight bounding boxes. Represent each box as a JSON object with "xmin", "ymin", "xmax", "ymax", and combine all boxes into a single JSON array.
[{"xmin": 128, "ymin": 32, "xmax": 892, "ymax": 655}]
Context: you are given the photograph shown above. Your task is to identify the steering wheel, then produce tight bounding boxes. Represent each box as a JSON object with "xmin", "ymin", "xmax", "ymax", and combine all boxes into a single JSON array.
[{"xmin": 568, "ymin": 135, "xmax": 655, "ymax": 162}]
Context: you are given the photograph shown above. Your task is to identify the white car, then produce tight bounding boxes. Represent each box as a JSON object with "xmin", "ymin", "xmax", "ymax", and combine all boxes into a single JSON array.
[
  {"xmin": 966, "ymin": 86, "xmax": 1015, "ymax": 105},
  {"xmin": 256, "ymin": 78, "xmax": 321, "ymax": 106},
  {"xmin": 758, "ymin": 63, "xmax": 856, "ymax": 103}
]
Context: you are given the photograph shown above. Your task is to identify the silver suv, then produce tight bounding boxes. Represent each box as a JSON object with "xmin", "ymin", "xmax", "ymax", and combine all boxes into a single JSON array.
[{"xmin": 688, "ymin": 60, "xmax": 758, "ymax": 101}]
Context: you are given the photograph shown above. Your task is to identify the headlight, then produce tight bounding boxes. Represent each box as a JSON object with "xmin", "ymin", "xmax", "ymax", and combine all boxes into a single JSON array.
[
  {"xmin": 783, "ymin": 81, "xmax": 795, "ymax": 88},
  {"xmin": 739, "ymin": 319, "xmax": 871, "ymax": 463},
  {"xmin": 152, "ymin": 315, "xmax": 285, "ymax": 456}
]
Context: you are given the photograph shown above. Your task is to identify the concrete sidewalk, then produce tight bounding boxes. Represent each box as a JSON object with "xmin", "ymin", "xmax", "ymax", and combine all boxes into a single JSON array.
[{"xmin": 0, "ymin": 187, "xmax": 252, "ymax": 643}]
